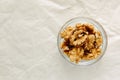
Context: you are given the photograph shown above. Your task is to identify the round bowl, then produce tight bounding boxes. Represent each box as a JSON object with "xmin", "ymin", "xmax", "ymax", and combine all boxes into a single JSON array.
[{"xmin": 57, "ymin": 17, "xmax": 107, "ymax": 66}]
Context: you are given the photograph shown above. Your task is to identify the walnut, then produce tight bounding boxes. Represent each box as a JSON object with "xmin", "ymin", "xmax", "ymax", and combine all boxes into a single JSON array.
[
  {"xmin": 61, "ymin": 26, "xmax": 75, "ymax": 40},
  {"xmin": 85, "ymin": 24, "xmax": 95, "ymax": 34},
  {"xmin": 60, "ymin": 42, "xmax": 69, "ymax": 51},
  {"xmin": 95, "ymin": 31, "xmax": 103, "ymax": 47},
  {"xmin": 85, "ymin": 34, "xmax": 95, "ymax": 49},
  {"xmin": 73, "ymin": 35, "xmax": 87, "ymax": 46},
  {"xmin": 70, "ymin": 54, "xmax": 80, "ymax": 63}
]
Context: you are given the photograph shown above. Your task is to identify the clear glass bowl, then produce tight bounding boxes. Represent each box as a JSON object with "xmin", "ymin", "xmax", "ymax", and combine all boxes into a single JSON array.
[{"xmin": 57, "ymin": 17, "xmax": 107, "ymax": 66}]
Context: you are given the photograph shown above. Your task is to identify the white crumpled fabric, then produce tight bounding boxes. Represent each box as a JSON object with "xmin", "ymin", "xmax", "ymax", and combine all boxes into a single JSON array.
[{"xmin": 0, "ymin": 0, "xmax": 120, "ymax": 80}]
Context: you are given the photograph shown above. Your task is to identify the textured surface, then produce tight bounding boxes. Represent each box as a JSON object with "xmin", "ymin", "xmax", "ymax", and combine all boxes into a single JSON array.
[{"xmin": 0, "ymin": 0, "xmax": 120, "ymax": 80}]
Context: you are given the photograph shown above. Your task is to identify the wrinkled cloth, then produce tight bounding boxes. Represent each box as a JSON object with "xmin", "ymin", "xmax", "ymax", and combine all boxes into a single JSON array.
[{"xmin": 0, "ymin": 0, "xmax": 120, "ymax": 80}]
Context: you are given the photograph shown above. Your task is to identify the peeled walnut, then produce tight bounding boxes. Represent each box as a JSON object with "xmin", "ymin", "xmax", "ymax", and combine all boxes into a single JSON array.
[
  {"xmin": 69, "ymin": 30, "xmax": 83, "ymax": 42},
  {"xmin": 70, "ymin": 54, "xmax": 81, "ymax": 63},
  {"xmin": 78, "ymin": 47, "xmax": 84, "ymax": 55},
  {"xmin": 60, "ymin": 42, "xmax": 69, "ymax": 51},
  {"xmin": 85, "ymin": 34, "xmax": 95, "ymax": 49},
  {"xmin": 95, "ymin": 31, "xmax": 103, "ymax": 47},
  {"xmin": 70, "ymin": 54, "xmax": 80, "ymax": 62},
  {"xmin": 88, "ymin": 34, "xmax": 95, "ymax": 43},
  {"xmin": 61, "ymin": 26, "xmax": 75, "ymax": 40},
  {"xmin": 73, "ymin": 35, "xmax": 87, "ymax": 46},
  {"xmin": 76, "ymin": 23, "xmax": 86, "ymax": 31},
  {"xmin": 96, "ymin": 37, "xmax": 102, "ymax": 47},
  {"xmin": 69, "ymin": 48, "xmax": 77, "ymax": 55},
  {"xmin": 85, "ymin": 24, "xmax": 95, "ymax": 34},
  {"xmin": 76, "ymin": 23, "xmax": 82, "ymax": 28}
]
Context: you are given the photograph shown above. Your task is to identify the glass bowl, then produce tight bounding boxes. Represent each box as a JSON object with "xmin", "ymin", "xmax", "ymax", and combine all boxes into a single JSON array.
[{"xmin": 57, "ymin": 17, "xmax": 107, "ymax": 66}]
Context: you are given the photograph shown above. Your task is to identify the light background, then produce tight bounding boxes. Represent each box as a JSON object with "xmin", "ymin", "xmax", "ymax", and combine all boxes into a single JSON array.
[{"xmin": 0, "ymin": 0, "xmax": 120, "ymax": 80}]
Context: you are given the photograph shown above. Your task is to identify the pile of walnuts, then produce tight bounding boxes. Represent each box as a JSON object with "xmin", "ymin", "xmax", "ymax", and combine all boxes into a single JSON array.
[{"xmin": 60, "ymin": 23, "xmax": 103, "ymax": 63}]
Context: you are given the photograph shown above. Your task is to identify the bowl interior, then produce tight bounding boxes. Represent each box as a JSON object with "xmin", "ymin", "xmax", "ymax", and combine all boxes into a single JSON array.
[{"xmin": 57, "ymin": 17, "xmax": 107, "ymax": 66}]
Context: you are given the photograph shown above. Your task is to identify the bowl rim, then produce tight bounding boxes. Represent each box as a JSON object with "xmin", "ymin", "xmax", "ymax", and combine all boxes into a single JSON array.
[{"xmin": 57, "ymin": 17, "xmax": 108, "ymax": 66}]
